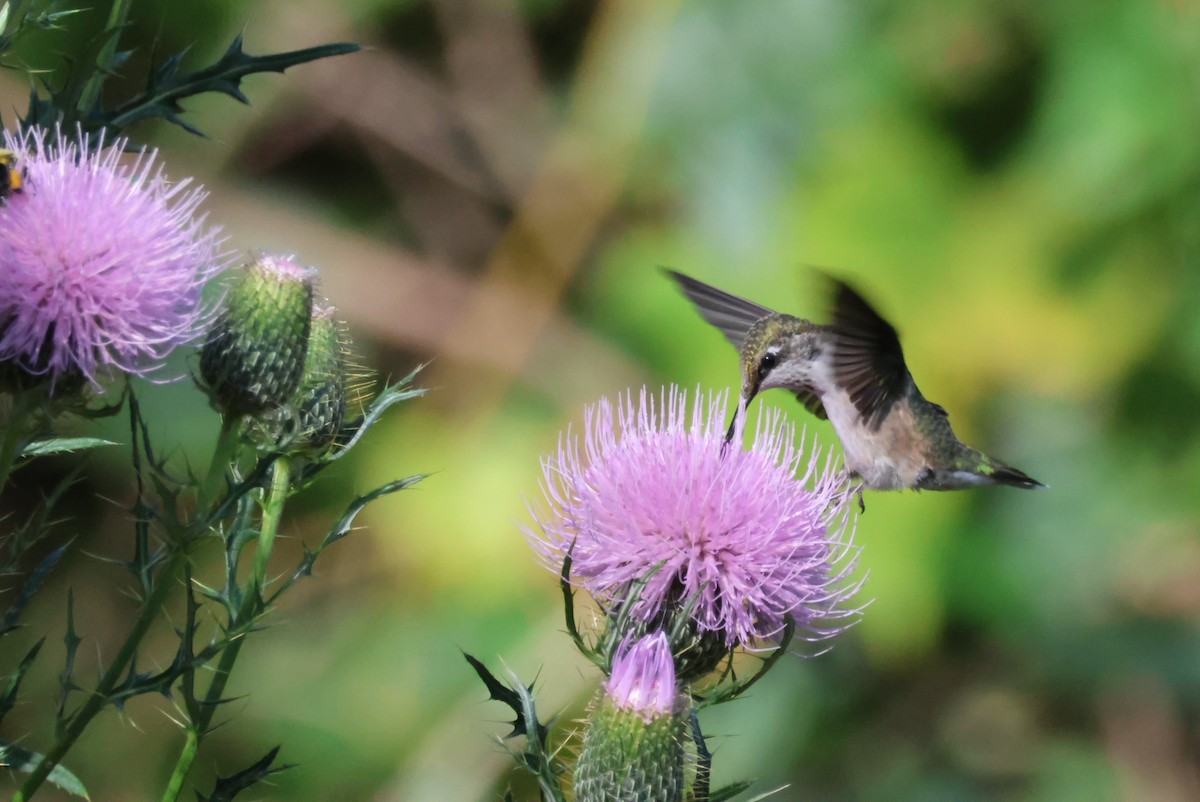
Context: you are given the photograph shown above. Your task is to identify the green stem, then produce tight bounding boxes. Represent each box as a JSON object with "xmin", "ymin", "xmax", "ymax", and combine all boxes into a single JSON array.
[
  {"xmin": 158, "ymin": 455, "xmax": 292, "ymax": 802},
  {"xmin": 251, "ymin": 455, "xmax": 290, "ymax": 591},
  {"xmin": 13, "ymin": 410, "xmax": 246, "ymax": 801},
  {"xmin": 13, "ymin": 549, "xmax": 188, "ymax": 802},
  {"xmin": 0, "ymin": 390, "xmax": 36, "ymax": 491},
  {"xmin": 199, "ymin": 417, "xmax": 240, "ymax": 510},
  {"xmin": 76, "ymin": 0, "xmax": 132, "ymax": 115}
]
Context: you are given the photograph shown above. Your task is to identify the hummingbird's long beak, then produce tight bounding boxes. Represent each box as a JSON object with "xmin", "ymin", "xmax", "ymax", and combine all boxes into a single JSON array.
[{"xmin": 723, "ymin": 384, "xmax": 759, "ymax": 445}]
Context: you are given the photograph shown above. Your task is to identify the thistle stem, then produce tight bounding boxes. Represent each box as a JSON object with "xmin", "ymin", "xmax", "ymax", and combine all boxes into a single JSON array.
[
  {"xmin": 159, "ymin": 455, "xmax": 293, "ymax": 802},
  {"xmin": 199, "ymin": 416, "xmax": 241, "ymax": 510},
  {"xmin": 13, "ymin": 549, "xmax": 188, "ymax": 802},
  {"xmin": 13, "ymin": 410, "xmax": 248, "ymax": 802}
]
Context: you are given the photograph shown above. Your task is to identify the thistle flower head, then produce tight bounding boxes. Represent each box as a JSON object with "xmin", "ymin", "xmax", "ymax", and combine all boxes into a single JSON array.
[
  {"xmin": 0, "ymin": 126, "xmax": 225, "ymax": 388},
  {"xmin": 529, "ymin": 387, "xmax": 858, "ymax": 651}
]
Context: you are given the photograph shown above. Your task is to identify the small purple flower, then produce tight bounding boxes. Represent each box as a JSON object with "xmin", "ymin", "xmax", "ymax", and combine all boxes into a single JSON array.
[
  {"xmin": 606, "ymin": 631, "xmax": 678, "ymax": 722},
  {"xmin": 529, "ymin": 386, "xmax": 858, "ymax": 649},
  {"xmin": 0, "ymin": 126, "xmax": 226, "ymax": 387}
]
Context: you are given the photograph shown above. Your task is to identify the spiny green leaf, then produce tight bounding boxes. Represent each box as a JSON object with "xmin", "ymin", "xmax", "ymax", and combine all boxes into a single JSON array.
[
  {"xmin": 312, "ymin": 364, "xmax": 427, "ymax": 466},
  {"xmin": 267, "ymin": 475, "xmax": 426, "ymax": 605},
  {"xmin": 0, "ymin": 740, "xmax": 90, "ymax": 799},
  {"xmin": 0, "ymin": 1, "xmax": 82, "ymax": 62},
  {"xmin": 463, "ymin": 654, "xmax": 564, "ymax": 801},
  {"xmin": 19, "ymin": 437, "xmax": 118, "ymax": 457},
  {"xmin": 694, "ymin": 617, "xmax": 795, "ymax": 709},
  {"xmin": 319, "ymin": 475, "xmax": 426, "ymax": 550},
  {"xmin": 1, "ymin": 544, "xmax": 68, "ymax": 636},
  {"xmin": 559, "ymin": 547, "xmax": 604, "ymax": 669},
  {"xmin": 106, "ymin": 35, "xmax": 359, "ymax": 136},
  {"xmin": 196, "ymin": 745, "xmax": 293, "ymax": 802},
  {"xmin": 707, "ymin": 782, "xmax": 755, "ymax": 802},
  {"xmin": 464, "ymin": 652, "xmax": 531, "ymax": 740},
  {"xmin": 6, "ymin": 462, "xmax": 86, "ymax": 567},
  {"xmin": 56, "ymin": 589, "xmax": 81, "ymax": 735},
  {"xmin": 0, "ymin": 637, "xmax": 44, "ymax": 724}
]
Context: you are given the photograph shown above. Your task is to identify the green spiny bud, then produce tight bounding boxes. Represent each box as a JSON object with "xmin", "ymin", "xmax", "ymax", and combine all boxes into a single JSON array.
[
  {"xmin": 575, "ymin": 632, "xmax": 687, "ymax": 802},
  {"xmin": 286, "ymin": 304, "xmax": 349, "ymax": 454},
  {"xmin": 199, "ymin": 254, "xmax": 314, "ymax": 419}
]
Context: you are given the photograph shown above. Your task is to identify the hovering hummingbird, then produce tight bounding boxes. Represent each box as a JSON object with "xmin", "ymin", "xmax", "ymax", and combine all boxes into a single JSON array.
[{"xmin": 666, "ymin": 269, "xmax": 1043, "ymax": 493}]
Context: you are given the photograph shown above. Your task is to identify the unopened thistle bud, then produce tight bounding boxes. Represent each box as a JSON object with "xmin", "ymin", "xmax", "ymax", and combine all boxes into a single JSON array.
[
  {"xmin": 200, "ymin": 254, "xmax": 314, "ymax": 419},
  {"xmin": 574, "ymin": 632, "xmax": 687, "ymax": 802},
  {"xmin": 287, "ymin": 304, "xmax": 349, "ymax": 454}
]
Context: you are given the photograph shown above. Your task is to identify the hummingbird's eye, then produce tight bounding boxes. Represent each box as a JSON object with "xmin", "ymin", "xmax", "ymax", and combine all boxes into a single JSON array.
[{"xmin": 758, "ymin": 351, "xmax": 778, "ymax": 380}]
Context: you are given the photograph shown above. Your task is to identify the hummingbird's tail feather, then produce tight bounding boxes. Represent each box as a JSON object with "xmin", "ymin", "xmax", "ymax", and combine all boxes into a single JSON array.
[
  {"xmin": 662, "ymin": 268, "xmax": 774, "ymax": 347},
  {"xmin": 990, "ymin": 463, "xmax": 1045, "ymax": 489}
]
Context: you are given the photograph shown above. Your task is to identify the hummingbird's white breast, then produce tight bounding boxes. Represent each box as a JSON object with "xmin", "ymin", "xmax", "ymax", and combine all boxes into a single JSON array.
[{"xmin": 807, "ymin": 355, "xmax": 925, "ymax": 490}]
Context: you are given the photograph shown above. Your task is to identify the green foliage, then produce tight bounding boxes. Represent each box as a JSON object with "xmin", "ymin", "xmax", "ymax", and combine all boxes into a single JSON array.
[
  {"xmin": 98, "ymin": 36, "xmax": 359, "ymax": 136},
  {"xmin": 0, "ymin": 0, "xmax": 358, "ymax": 142},
  {"xmin": 196, "ymin": 746, "xmax": 294, "ymax": 802},
  {"xmin": 0, "ymin": 741, "xmax": 88, "ymax": 799},
  {"xmin": 464, "ymin": 654, "xmax": 564, "ymax": 802},
  {"xmin": 0, "ymin": 544, "xmax": 64, "ymax": 636},
  {"xmin": 18, "ymin": 437, "xmax": 117, "ymax": 457},
  {"xmin": 0, "ymin": 1, "xmax": 81, "ymax": 65}
]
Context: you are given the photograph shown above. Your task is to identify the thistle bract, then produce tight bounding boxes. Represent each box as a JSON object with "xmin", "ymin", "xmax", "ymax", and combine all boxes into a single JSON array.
[
  {"xmin": 200, "ymin": 253, "xmax": 314, "ymax": 419},
  {"xmin": 283, "ymin": 303, "xmax": 349, "ymax": 454},
  {"xmin": 0, "ymin": 126, "xmax": 224, "ymax": 388},
  {"xmin": 529, "ymin": 387, "xmax": 858, "ymax": 653}
]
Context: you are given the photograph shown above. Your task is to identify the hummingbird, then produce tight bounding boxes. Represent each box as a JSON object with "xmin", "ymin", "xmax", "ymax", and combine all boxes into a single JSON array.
[{"xmin": 665, "ymin": 269, "xmax": 1044, "ymax": 493}]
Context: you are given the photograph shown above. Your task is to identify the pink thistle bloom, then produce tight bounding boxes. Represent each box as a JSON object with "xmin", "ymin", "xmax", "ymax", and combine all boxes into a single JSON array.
[
  {"xmin": 529, "ymin": 386, "xmax": 859, "ymax": 649},
  {"xmin": 0, "ymin": 126, "xmax": 226, "ymax": 387},
  {"xmin": 605, "ymin": 631, "xmax": 679, "ymax": 722}
]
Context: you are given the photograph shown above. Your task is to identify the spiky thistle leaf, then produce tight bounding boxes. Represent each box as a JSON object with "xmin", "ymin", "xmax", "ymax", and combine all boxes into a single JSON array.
[
  {"xmin": 21, "ymin": 31, "xmax": 358, "ymax": 140},
  {"xmin": 195, "ymin": 745, "xmax": 293, "ymax": 802},
  {"xmin": 0, "ymin": 741, "xmax": 89, "ymax": 799}
]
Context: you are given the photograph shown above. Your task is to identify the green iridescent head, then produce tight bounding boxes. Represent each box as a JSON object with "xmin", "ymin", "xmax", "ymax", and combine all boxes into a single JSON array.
[{"xmin": 736, "ymin": 314, "xmax": 820, "ymax": 403}]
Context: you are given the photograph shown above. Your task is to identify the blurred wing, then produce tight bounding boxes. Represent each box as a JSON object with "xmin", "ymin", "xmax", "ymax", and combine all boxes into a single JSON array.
[
  {"xmin": 663, "ymin": 269, "xmax": 773, "ymax": 347},
  {"xmin": 827, "ymin": 276, "xmax": 910, "ymax": 431}
]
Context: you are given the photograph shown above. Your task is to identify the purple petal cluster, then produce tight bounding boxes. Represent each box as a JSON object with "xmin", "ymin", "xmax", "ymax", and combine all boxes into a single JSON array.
[
  {"xmin": 605, "ymin": 631, "xmax": 678, "ymax": 722},
  {"xmin": 529, "ymin": 387, "xmax": 858, "ymax": 648},
  {"xmin": 0, "ymin": 126, "xmax": 226, "ymax": 386}
]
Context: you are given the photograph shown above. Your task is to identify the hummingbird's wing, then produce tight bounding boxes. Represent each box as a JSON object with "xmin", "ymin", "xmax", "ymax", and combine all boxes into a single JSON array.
[
  {"xmin": 827, "ymin": 278, "xmax": 911, "ymax": 431},
  {"xmin": 663, "ymin": 269, "xmax": 773, "ymax": 347},
  {"xmin": 796, "ymin": 389, "xmax": 828, "ymax": 420}
]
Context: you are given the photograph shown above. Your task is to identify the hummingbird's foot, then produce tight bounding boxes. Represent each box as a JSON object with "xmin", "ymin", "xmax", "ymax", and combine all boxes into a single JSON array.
[{"xmin": 837, "ymin": 469, "xmax": 866, "ymax": 513}]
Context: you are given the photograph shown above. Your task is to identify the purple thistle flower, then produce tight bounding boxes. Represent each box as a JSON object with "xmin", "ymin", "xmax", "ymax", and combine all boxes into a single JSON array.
[
  {"xmin": 605, "ymin": 631, "xmax": 679, "ymax": 722},
  {"xmin": 529, "ymin": 386, "xmax": 859, "ymax": 650},
  {"xmin": 0, "ymin": 126, "xmax": 226, "ymax": 387}
]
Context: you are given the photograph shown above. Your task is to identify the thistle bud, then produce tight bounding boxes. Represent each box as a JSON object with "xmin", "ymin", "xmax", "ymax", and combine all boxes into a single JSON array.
[
  {"xmin": 200, "ymin": 254, "xmax": 314, "ymax": 419},
  {"xmin": 574, "ymin": 632, "xmax": 687, "ymax": 802},
  {"xmin": 286, "ymin": 304, "xmax": 349, "ymax": 454}
]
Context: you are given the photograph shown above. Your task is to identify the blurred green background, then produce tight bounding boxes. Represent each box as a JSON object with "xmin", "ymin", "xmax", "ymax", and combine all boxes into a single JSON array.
[{"xmin": 3, "ymin": 0, "xmax": 1200, "ymax": 799}]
